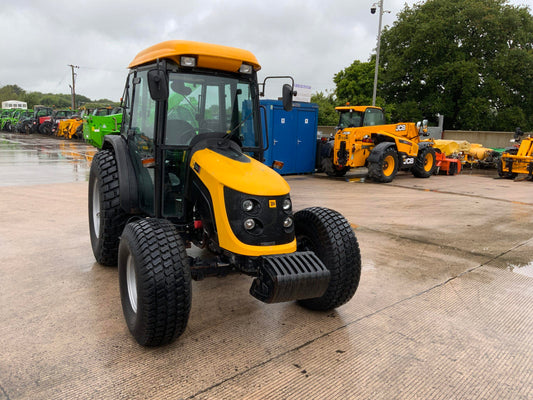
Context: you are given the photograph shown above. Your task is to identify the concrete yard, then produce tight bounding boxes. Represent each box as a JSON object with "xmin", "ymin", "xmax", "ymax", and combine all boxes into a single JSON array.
[{"xmin": 0, "ymin": 132, "xmax": 532, "ymax": 399}]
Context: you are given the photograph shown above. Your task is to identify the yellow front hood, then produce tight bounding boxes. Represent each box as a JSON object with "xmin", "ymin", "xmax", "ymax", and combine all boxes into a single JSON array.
[{"xmin": 190, "ymin": 148, "xmax": 290, "ymax": 196}]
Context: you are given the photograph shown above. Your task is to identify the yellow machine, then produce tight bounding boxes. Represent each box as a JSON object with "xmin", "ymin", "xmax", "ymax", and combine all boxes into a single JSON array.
[
  {"xmin": 317, "ymin": 106, "xmax": 437, "ymax": 182},
  {"xmin": 88, "ymin": 40, "xmax": 362, "ymax": 346},
  {"xmin": 433, "ymin": 140, "xmax": 498, "ymax": 166},
  {"xmin": 55, "ymin": 116, "xmax": 83, "ymax": 139},
  {"xmin": 498, "ymin": 129, "xmax": 533, "ymax": 179}
]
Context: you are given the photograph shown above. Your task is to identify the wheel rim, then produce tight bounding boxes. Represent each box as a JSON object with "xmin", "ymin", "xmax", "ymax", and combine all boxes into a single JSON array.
[
  {"xmin": 126, "ymin": 254, "xmax": 138, "ymax": 313},
  {"xmin": 92, "ymin": 178, "xmax": 101, "ymax": 239},
  {"xmin": 383, "ymin": 155, "xmax": 395, "ymax": 176},
  {"xmin": 423, "ymin": 153, "xmax": 434, "ymax": 172}
]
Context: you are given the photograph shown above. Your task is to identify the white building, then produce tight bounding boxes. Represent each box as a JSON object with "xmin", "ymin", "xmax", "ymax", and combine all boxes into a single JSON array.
[{"xmin": 2, "ymin": 100, "xmax": 27, "ymax": 109}]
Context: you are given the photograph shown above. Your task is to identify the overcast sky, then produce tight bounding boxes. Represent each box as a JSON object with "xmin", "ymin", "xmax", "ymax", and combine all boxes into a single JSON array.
[{"xmin": 1, "ymin": 0, "xmax": 531, "ymax": 102}]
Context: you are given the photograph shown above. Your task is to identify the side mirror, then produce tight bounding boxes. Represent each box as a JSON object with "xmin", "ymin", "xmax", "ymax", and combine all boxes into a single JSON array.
[
  {"xmin": 282, "ymin": 84, "xmax": 294, "ymax": 111},
  {"xmin": 147, "ymin": 69, "xmax": 168, "ymax": 101}
]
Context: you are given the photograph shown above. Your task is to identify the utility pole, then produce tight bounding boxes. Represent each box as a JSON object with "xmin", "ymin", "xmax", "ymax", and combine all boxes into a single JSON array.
[
  {"xmin": 371, "ymin": 1, "xmax": 388, "ymax": 106},
  {"xmin": 68, "ymin": 64, "xmax": 79, "ymax": 110}
]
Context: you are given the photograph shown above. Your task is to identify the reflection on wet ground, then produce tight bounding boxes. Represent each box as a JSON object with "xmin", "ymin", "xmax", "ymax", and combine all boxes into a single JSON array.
[
  {"xmin": 0, "ymin": 133, "xmax": 96, "ymax": 186},
  {"xmin": 507, "ymin": 261, "xmax": 533, "ymax": 277}
]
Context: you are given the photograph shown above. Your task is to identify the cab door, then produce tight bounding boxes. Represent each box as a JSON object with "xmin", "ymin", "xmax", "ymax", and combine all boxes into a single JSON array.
[{"xmin": 122, "ymin": 69, "xmax": 157, "ymax": 215}]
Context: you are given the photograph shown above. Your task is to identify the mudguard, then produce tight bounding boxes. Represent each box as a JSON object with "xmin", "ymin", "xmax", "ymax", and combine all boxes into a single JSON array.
[
  {"xmin": 367, "ymin": 142, "xmax": 396, "ymax": 164},
  {"xmin": 418, "ymin": 141, "xmax": 433, "ymax": 151},
  {"xmin": 102, "ymin": 135, "xmax": 139, "ymax": 214}
]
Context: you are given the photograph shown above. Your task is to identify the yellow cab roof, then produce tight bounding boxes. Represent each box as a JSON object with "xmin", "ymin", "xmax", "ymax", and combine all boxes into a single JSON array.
[
  {"xmin": 128, "ymin": 40, "xmax": 261, "ymax": 73},
  {"xmin": 335, "ymin": 105, "xmax": 382, "ymax": 112}
]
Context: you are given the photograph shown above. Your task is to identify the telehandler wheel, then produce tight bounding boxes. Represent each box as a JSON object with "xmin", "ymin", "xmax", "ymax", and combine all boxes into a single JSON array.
[
  {"xmin": 497, "ymin": 149, "xmax": 518, "ymax": 179},
  {"xmin": 368, "ymin": 147, "xmax": 399, "ymax": 183},
  {"xmin": 322, "ymin": 157, "xmax": 349, "ymax": 177},
  {"xmin": 88, "ymin": 149, "xmax": 128, "ymax": 266},
  {"xmin": 412, "ymin": 146, "xmax": 437, "ymax": 178},
  {"xmin": 118, "ymin": 219, "xmax": 192, "ymax": 347},
  {"xmin": 295, "ymin": 207, "xmax": 361, "ymax": 311}
]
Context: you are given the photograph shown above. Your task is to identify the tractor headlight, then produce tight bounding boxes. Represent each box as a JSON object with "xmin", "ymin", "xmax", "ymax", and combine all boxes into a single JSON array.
[
  {"xmin": 180, "ymin": 56, "xmax": 197, "ymax": 67},
  {"xmin": 239, "ymin": 63, "xmax": 253, "ymax": 74},
  {"xmin": 244, "ymin": 218, "xmax": 256, "ymax": 230},
  {"xmin": 242, "ymin": 199, "xmax": 254, "ymax": 212},
  {"xmin": 283, "ymin": 217, "xmax": 293, "ymax": 228},
  {"xmin": 282, "ymin": 198, "xmax": 291, "ymax": 211}
]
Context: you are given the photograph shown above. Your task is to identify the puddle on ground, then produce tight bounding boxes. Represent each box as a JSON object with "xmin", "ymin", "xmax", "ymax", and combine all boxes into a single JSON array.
[
  {"xmin": 0, "ymin": 133, "xmax": 97, "ymax": 186},
  {"xmin": 507, "ymin": 261, "xmax": 533, "ymax": 278}
]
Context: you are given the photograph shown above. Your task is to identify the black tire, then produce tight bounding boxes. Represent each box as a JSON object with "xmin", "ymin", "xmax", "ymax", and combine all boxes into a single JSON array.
[
  {"xmin": 320, "ymin": 156, "xmax": 349, "ymax": 177},
  {"xmin": 497, "ymin": 149, "xmax": 518, "ymax": 179},
  {"xmin": 295, "ymin": 207, "xmax": 361, "ymax": 311},
  {"xmin": 39, "ymin": 121, "xmax": 52, "ymax": 135},
  {"xmin": 368, "ymin": 147, "xmax": 399, "ymax": 183},
  {"xmin": 118, "ymin": 219, "xmax": 192, "ymax": 347},
  {"xmin": 88, "ymin": 149, "xmax": 128, "ymax": 266},
  {"xmin": 412, "ymin": 146, "xmax": 437, "ymax": 178}
]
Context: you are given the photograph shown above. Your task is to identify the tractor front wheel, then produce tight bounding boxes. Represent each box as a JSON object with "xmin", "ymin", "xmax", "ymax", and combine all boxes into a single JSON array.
[
  {"xmin": 295, "ymin": 207, "xmax": 361, "ymax": 311},
  {"xmin": 118, "ymin": 219, "xmax": 192, "ymax": 347}
]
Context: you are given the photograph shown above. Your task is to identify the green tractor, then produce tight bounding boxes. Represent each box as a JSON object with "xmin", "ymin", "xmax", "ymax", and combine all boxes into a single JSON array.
[
  {"xmin": 89, "ymin": 40, "xmax": 362, "ymax": 347},
  {"xmin": 83, "ymin": 107, "xmax": 123, "ymax": 148}
]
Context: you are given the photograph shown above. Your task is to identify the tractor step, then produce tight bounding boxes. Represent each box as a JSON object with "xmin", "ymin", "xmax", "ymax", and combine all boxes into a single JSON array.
[{"xmin": 250, "ymin": 251, "xmax": 330, "ymax": 303}]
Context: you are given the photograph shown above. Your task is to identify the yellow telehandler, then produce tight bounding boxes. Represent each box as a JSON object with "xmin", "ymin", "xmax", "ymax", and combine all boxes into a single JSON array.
[{"xmin": 317, "ymin": 105, "xmax": 437, "ymax": 182}]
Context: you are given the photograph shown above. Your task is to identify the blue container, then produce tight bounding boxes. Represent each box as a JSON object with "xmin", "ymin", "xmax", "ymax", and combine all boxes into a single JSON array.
[{"xmin": 260, "ymin": 100, "xmax": 318, "ymax": 175}]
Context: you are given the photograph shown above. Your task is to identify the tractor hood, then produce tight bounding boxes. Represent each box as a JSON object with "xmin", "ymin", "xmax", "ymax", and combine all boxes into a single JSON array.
[{"xmin": 190, "ymin": 146, "xmax": 290, "ymax": 196}]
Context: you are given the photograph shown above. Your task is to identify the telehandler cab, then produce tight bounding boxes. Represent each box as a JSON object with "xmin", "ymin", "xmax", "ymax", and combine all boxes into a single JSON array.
[
  {"xmin": 317, "ymin": 105, "xmax": 437, "ymax": 182},
  {"xmin": 89, "ymin": 40, "xmax": 361, "ymax": 346}
]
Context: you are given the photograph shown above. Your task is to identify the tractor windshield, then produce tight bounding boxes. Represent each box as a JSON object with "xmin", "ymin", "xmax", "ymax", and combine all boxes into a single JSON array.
[
  {"xmin": 338, "ymin": 111, "xmax": 364, "ymax": 129},
  {"xmin": 166, "ymin": 71, "xmax": 259, "ymax": 149},
  {"xmin": 338, "ymin": 108, "xmax": 386, "ymax": 129}
]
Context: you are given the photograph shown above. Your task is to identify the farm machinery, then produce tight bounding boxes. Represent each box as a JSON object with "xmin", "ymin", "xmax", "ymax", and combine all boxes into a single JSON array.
[
  {"xmin": 88, "ymin": 40, "xmax": 361, "ymax": 346},
  {"xmin": 317, "ymin": 105, "xmax": 438, "ymax": 182},
  {"xmin": 498, "ymin": 128, "xmax": 533, "ymax": 180}
]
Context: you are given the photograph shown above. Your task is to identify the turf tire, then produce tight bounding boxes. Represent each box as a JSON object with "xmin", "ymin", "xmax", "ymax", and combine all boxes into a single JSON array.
[
  {"xmin": 118, "ymin": 219, "xmax": 192, "ymax": 347},
  {"xmin": 89, "ymin": 149, "xmax": 128, "ymax": 266},
  {"xmin": 295, "ymin": 207, "xmax": 361, "ymax": 311}
]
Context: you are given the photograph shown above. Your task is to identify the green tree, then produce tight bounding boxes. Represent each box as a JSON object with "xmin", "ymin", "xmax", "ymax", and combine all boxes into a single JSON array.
[
  {"xmin": 379, "ymin": 0, "xmax": 533, "ymax": 130},
  {"xmin": 0, "ymin": 84, "xmax": 26, "ymax": 104},
  {"xmin": 334, "ymin": 58, "xmax": 385, "ymax": 106},
  {"xmin": 311, "ymin": 91, "xmax": 338, "ymax": 125}
]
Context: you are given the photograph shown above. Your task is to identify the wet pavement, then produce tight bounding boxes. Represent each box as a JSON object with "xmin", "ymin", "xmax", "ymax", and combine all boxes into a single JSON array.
[
  {"xmin": 0, "ymin": 133, "xmax": 532, "ymax": 399},
  {"xmin": 0, "ymin": 133, "xmax": 95, "ymax": 186}
]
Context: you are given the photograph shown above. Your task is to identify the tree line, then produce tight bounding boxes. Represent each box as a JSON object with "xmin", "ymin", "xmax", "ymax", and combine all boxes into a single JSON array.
[
  {"xmin": 313, "ymin": 0, "xmax": 532, "ymax": 131},
  {"xmin": 0, "ymin": 84, "xmax": 118, "ymax": 109}
]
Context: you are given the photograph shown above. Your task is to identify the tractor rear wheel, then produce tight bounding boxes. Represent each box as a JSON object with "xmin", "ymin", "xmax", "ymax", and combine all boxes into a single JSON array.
[
  {"xmin": 89, "ymin": 149, "xmax": 128, "ymax": 266},
  {"xmin": 497, "ymin": 149, "xmax": 518, "ymax": 179},
  {"xmin": 295, "ymin": 207, "xmax": 361, "ymax": 311},
  {"xmin": 368, "ymin": 147, "xmax": 399, "ymax": 183},
  {"xmin": 412, "ymin": 146, "xmax": 437, "ymax": 178},
  {"xmin": 118, "ymin": 219, "xmax": 192, "ymax": 347}
]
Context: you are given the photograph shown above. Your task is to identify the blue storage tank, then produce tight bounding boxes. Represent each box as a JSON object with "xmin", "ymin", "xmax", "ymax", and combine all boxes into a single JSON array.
[{"xmin": 260, "ymin": 100, "xmax": 318, "ymax": 175}]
